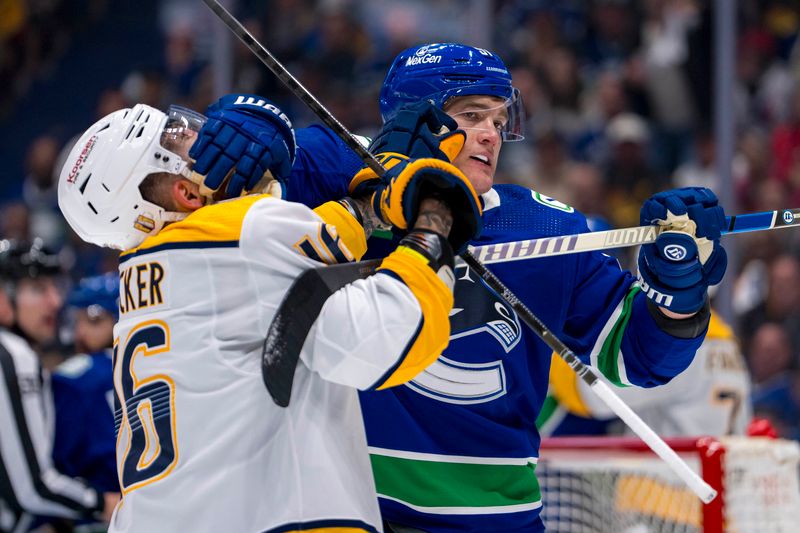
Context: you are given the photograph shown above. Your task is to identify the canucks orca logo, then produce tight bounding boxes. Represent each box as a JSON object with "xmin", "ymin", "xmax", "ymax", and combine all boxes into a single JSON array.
[
  {"xmin": 405, "ymin": 264, "xmax": 519, "ymax": 405},
  {"xmin": 449, "ymin": 264, "xmax": 521, "ymax": 352}
]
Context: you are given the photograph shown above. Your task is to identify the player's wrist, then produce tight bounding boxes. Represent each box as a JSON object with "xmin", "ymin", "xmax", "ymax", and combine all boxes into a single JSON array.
[
  {"xmin": 646, "ymin": 296, "xmax": 711, "ymax": 339},
  {"xmin": 339, "ymin": 197, "xmax": 386, "ymax": 238},
  {"xmin": 397, "ymin": 229, "xmax": 456, "ymax": 290}
]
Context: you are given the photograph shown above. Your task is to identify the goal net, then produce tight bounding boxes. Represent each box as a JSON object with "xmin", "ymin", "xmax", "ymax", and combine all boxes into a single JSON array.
[{"xmin": 537, "ymin": 436, "xmax": 800, "ymax": 533}]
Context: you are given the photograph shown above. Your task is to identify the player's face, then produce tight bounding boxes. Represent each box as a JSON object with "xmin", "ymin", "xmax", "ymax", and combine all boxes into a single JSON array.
[
  {"xmin": 15, "ymin": 277, "xmax": 63, "ymax": 345},
  {"xmin": 161, "ymin": 127, "xmax": 198, "ymax": 164},
  {"xmin": 74, "ymin": 309, "xmax": 115, "ymax": 353},
  {"xmin": 0, "ymin": 288, "xmax": 12, "ymax": 328},
  {"xmin": 444, "ymin": 95, "xmax": 507, "ymax": 195}
]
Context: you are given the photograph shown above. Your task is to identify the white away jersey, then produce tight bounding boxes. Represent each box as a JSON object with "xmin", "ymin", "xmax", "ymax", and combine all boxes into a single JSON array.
[{"xmin": 109, "ymin": 195, "xmax": 452, "ymax": 533}]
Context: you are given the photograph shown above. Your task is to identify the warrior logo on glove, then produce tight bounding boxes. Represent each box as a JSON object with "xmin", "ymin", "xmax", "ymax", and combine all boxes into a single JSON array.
[
  {"xmin": 188, "ymin": 94, "xmax": 297, "ymax": 198},
  {"xmin": 663, "ymin": 244, "xmax": 688, "ymax": 261},
  {"xmin": 637, "ymin": 187, "xmax": 728, "ymax": 314}
]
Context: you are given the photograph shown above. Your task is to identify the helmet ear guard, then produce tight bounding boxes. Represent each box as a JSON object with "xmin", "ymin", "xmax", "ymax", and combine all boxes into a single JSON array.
[
  {"xmin": 58, "ymin": 104, "xmax": 204, "ymax": 251},
  {"xmin": 379, "ymin": 43, "xmax": 525, "ymax": 142}
]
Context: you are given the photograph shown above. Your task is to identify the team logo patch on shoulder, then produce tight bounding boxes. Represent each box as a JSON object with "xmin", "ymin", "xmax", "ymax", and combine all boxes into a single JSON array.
[{"xmin": 531, "ymin": 191, "xmax": 574, "ymax": 213}]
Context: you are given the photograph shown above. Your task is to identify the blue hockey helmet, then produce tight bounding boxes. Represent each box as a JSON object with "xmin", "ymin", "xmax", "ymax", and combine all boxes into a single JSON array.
[
  {"xmin": 379, "ymin": 43, "xmax": 525, "ymax": 141},
  {"xmin": 68, "ymin": 272, "xmax": 119, "ymax": 320}
]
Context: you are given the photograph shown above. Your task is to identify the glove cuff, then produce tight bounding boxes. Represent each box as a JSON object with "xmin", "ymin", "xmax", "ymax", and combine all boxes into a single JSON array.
[
  {"xmin": 646, "ymin": 296, "xmax": 711, "ymax": 339},
  {"xmin": 398, "ymin": 230, "xmax": 455, "ymax": 291}
]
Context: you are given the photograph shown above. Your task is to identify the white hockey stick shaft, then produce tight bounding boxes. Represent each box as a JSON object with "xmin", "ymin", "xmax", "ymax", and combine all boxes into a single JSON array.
[
  {"xmin": 586, "ymin": 374, "xmax": 717, "ymax": 502},
  {"xmin": 471, "ymin": 207, "xmax": 800, "ymax": 264},
  {"xmin": 554, "ymin": 344, "xmax": 716, "ymax": 503}
]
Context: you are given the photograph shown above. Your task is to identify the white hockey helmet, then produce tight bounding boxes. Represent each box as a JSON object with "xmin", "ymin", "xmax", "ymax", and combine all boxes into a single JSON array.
[{"xmin": 58, "ymin": 104, "xmax": 206, "ymax": 251}]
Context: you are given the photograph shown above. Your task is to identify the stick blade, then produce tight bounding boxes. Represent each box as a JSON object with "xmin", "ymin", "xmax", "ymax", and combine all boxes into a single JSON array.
[{"xmin": 262, "ymin": 259, "xmax": 381, "ymax": 406}]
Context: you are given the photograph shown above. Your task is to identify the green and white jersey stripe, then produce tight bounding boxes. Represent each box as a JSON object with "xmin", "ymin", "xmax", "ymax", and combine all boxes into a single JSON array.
[
  {"xmin": 369, "ymin": 447, "xmax": 541, "ymax": 515},
  {"xmin": 590, "ymin": 283, "xmax": 641, "ymax": 387}
]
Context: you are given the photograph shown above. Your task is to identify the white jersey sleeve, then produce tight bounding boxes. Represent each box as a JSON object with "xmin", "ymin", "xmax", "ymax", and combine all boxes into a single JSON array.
[
  {"xmin": 240, "ymin": 196, "xmax": 453, "ymax": 390},
  {"xmin": 110, "ymin": 194, "xmax": 452, "ymax": 533}
]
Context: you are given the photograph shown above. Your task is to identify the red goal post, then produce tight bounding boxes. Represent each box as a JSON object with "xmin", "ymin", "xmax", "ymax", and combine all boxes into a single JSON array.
[{"xmin": 538, "ymin": 436, "xmax": 800, "ymax": 532}]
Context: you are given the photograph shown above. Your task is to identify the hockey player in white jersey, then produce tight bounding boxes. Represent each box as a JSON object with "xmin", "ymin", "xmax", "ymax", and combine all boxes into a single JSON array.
[
  {"xmin": 540, "ymin": 308, "xmax": 753, "ymax": 437},
  {"xmin": 57, "ymin": 100, "xmax": 481, "ymax": 533}
]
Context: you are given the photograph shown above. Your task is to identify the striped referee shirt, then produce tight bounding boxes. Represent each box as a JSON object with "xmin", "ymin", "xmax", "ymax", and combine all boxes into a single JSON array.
[{"xmin": 0, "ymin": 329, "xmax": 102, "ymax": 530}]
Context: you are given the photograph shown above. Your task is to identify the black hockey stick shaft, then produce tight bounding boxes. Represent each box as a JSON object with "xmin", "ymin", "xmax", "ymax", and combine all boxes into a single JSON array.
[
  {"xmin": 202, "ymin": 1, "xmax": 719, "ymax": 499},
  {"xmin": 262, "ymin": 260, "xmax": 381, "ymax": 406},
  {"xmin": 200, "ymin": 0, "xmax": 384, "ymax": 176},
  {"xmin": 200, "ymin": 0, "xmax": 601, "ymax": 403}
]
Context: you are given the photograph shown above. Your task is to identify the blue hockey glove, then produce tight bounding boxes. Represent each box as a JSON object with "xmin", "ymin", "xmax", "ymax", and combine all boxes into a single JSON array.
[
  {"xmin": 188, "ymin": 94, "xmax": 296, "ymax": 198},
  {"xmin": 637, "ymin": 187, "xmax": 727, "ymax": 314},
  {"xmin": 349, "ymin": 101, "xmax": 465, "ymax": 198},
  {"xmin": 370, "ymin": 158, "xmax": 481, "ymax": 254}
]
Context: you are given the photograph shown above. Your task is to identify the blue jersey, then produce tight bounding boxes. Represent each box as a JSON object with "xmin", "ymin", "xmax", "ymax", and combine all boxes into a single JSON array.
[
  {"xmin": 51, "ymin": 351, "xmax": 117, "ymax": 493},
  {"xmin": 286, "ymin": 128, "xmax": 705, "ymax": 532}
]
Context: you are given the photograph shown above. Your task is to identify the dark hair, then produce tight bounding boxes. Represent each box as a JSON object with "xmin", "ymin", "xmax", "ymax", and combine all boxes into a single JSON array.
[{"xmin": 139, "ymin": 172, "xmax": 182, "ymax": 211}]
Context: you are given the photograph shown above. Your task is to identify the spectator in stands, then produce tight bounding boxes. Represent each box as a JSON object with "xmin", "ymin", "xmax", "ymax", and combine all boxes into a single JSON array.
[
  {"xmin": 770, "ymin": 84, "xmax": 800, "ymax": 199},
  {"xmin": 672, "ymin": 126, "xmax": 718, "ymax": 192},
  {"xmin": 22, "ymin": 134, "xmax": 64, "ymax": 249},
  {"xmin": 747, "ymin": 322, "xmax": 800, "ymax": 440},
  {"xmin": 0, "ymin": 202, "xmax": 31, "ymax": 242},
  {"xmin": 562, "ymin": 163, "xmax": 613, "ymax": 233},
  {"xmin": 603, "ymin": 112, "xmax": 665, "ymax": 228},
  {"xmin": 739, "ymin": 253, "xmax": 800, "ymax": 352}
]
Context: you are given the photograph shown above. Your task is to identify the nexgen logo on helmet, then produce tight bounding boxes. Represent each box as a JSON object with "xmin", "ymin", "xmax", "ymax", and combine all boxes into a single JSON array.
[
  {"xmin": 380, "ymin": 43, "xmax": 525, "ymax": 142},
  {"xmin": 404, "ymin": 54, "xmax": 442, "ymax": 66}
]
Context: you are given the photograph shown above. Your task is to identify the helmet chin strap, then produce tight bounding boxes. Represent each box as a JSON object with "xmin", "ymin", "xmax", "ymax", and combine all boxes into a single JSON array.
[{"xmin": 159, "ymin": 211, "xmax": 189, "ymax": 223}]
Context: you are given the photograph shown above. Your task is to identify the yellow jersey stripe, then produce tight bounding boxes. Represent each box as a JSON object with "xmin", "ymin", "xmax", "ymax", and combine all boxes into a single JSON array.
[
  {"xmin": 548, "ymin": 353, "xmax": 591, "ymax": 417},
  {"xmin": 121, "ymin": 194, "xmax": 270, "ymax": 260},
  {"xmin": 706, "ymin": 311, "xmax": 733, "ymax": 341},
  {"xmin": 312, "ymin": 201, "xmax": 368, "ymax": 261},
  {"xmin": 373, "ymin": 249, "xmax": 453, "ymax": 389}
]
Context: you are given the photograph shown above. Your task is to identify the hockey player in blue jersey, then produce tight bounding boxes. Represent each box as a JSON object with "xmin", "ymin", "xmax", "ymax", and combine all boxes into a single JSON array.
[
  {"xmin": 187, "ymin": 43, "xmax": 726, "ymax": 533},
  {"xmin": 52, "ymin": 273, "xmax": 119, "ymax": 496}
]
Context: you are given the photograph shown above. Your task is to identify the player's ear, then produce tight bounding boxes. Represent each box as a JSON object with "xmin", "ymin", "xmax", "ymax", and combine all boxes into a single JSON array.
[{"xmin": 173, "ymin": 178, "xmax": 205, "ymax": 211}]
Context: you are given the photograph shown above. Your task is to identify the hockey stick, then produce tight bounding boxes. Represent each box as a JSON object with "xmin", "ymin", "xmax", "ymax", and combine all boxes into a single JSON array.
[
  {"xmin": 471, "ymin": 206, "xmax": 800, "ymax": 264},
  {"xmin": 203, "ymin": 0, "xmax": 717, "ymax": 502},
  {"xmin": 262, "ymin": 259, "xmax": 381, "ymax": 407},
  {"xmin": 200, "ymin": 0, "xmax": 384, "ymax": 177}
]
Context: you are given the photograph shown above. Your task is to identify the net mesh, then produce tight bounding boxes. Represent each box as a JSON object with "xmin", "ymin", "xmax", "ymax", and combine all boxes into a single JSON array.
[{"xmin": 537, "ymin": 437, "xmax": 800, "ymax": 533}]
